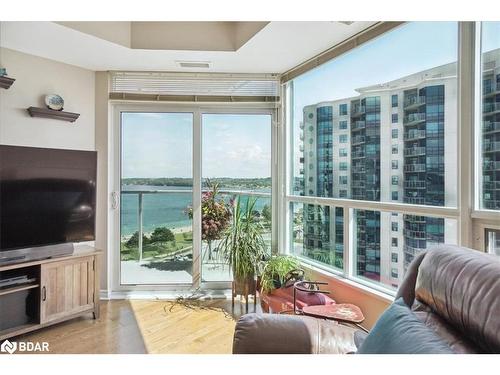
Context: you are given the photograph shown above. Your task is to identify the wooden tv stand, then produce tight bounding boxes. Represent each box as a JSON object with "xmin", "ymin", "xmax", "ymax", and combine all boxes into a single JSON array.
[{"xmin": 0, "ymin": 246, "xmax": 101, "ymax": 340}]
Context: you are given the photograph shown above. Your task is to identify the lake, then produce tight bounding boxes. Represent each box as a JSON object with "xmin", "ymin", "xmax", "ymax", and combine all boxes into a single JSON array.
[{"xmin": 120, "ymin": 185, "xmax": 271, "ymax": 236}]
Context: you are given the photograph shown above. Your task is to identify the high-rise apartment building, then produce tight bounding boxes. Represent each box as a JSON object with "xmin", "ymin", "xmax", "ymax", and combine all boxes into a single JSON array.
[{"xmin": 299, "ymin": 60, "xmax": 463, "ymax": 287}]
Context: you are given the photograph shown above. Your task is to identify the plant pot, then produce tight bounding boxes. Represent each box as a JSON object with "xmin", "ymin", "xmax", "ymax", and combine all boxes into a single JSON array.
[{"xmin": 233, "ymin": 275, "xmax": 256, "ymax": 296}]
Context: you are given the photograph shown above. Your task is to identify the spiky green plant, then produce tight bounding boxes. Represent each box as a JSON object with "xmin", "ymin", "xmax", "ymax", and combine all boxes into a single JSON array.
[
  {"xmin": 260, "ymin": 255, "xmax": 302, "ymax": 293},
  {"xmin": 216, "ymin": 196, "xmax": 266, "ymax": 280}
]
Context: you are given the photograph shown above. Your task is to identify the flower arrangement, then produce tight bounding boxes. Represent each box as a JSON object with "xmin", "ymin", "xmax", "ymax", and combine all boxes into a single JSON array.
[{"xmin": 186, "ymin": 180, "xmax": 232, "ymax": 259}]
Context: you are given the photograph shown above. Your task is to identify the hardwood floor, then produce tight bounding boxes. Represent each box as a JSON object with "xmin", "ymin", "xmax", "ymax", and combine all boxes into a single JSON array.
[{"xmin": 15, "ymin": 298, "xmax": 261, "ymax": 354}]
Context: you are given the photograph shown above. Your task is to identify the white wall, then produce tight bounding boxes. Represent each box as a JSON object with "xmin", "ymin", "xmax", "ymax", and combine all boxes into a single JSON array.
[{"xmin": 0, "ymin": 47, "xmax": 95, "ymax": 150}]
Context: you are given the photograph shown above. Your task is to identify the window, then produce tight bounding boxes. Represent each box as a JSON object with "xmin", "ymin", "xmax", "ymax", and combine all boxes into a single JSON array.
[
  {"xmin": 392, "ymin": 222, "xmax": 398, "ymax": 231},
  {"xmin": 339, "ymin": 176, "xmax": 348, "ymax": 184},
  {"xmin": 391, "ymin": 237, "xmax": 398, "ymax": 247},
  {"xmin": 391, "ymin": 268, "xmax": 399, "ymax": 278},
  {"xmin": 391, "ymin": 252, "xmax": 398, "ymax": 262},
  {"xmin": 478, "ymin": 22, "xmax": 500, "ymax": 211},
  {"xmin": 339, "ymin": 120, "xmax": 348, "ymax": 129},
  {"xmin": 339, "ymin": 104, "xmax": 348, "ymax": 116},
  {"xmin": 392, "ymin": 94, "xmax": 398, "ymax": 107},
  {"xmin": 339, "ymin": 148, "xmax": 348, "ymax": 157},
  {"xmin": 286, "ymin": 22, "xmax": 458, "ymax": 292}
]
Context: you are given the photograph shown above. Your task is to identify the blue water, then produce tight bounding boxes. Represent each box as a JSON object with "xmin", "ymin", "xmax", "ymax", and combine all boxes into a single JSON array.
[{"xmin": 120, "ymin": 185, "xmax": 270, "ymax": 236}]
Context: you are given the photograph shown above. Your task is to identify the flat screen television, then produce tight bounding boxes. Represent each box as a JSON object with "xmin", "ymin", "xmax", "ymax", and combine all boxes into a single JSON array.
[{"xmin": 0, "ymin": 145, "xmax": 97, "ymax": 265}]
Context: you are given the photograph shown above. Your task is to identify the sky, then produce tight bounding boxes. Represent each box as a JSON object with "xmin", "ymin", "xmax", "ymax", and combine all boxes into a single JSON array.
[
  {"xmin": 121, "ymin": 22, "xmax": 499, "ymax": 180},
  {"xmin": 121, "ymin": 113, "xmax": 271, "ymax": 179}
]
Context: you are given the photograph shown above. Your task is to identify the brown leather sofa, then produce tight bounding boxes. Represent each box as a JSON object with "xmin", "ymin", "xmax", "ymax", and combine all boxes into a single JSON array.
[{"xmin": 232, "ymin": 245, "xmax": 500, "ymax": 354}]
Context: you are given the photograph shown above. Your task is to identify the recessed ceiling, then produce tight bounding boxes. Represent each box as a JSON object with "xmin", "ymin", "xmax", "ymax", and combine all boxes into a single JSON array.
[{"xmin": 0, "ymin": 21, "xmax": 376, "ymax": 73}]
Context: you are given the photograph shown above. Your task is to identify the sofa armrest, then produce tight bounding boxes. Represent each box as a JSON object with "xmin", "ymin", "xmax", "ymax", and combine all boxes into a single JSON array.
[{"xmin": 232, "ymin": 313, "xmax": 358, "ymax": 354}]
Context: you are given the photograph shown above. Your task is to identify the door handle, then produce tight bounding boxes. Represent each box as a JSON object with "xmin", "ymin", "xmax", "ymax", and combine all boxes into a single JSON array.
[
  {"xmin": 42, "ymin": 286, "xmax": 47, "ymax": 301},
  {"xmin": 111, "ymin": 191, "xmax": 119, "ymax": 210}
]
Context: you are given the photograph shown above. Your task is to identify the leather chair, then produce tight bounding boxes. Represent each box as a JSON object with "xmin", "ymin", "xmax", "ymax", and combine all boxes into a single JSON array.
[{"xmin": 232, "ymin": 245, "xmax": 500, "ymax": 354}]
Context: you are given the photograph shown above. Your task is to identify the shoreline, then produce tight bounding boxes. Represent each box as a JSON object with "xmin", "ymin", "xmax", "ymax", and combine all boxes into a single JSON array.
[{"xmin": 121, "ymin": 225, "xmax": 192, "ymax": 241}]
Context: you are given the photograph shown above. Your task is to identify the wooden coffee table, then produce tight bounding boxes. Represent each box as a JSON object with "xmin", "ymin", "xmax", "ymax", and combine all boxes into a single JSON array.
[{"xmin": 302, "ymin": 303, "xmax": 368, "ymax": 332}]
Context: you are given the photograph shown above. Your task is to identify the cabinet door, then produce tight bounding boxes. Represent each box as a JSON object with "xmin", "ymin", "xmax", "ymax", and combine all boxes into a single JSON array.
[{"xmin": 40, "ymin": 256, "xmax": 95, "ymax": 324}]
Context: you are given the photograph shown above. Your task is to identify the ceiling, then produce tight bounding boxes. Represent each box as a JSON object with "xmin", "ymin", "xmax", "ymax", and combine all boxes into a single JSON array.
[{"xmin": 0, "ymin": 21, "xmax": 376, "ymax": 73}]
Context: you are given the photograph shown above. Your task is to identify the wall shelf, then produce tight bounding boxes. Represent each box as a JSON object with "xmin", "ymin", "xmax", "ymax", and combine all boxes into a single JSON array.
[
  {"xmin": 0, "ymin": 76, "xmax": 15, "ymax": 89},
  {"xmin": 27, "ymin": 106, "xmax": 80, "ymax": 122}
]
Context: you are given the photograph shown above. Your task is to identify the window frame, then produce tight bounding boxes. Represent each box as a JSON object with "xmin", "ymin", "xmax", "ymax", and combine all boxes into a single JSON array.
[{"xmin": 280, "ymin": 22, "xmax": 468, "ymax": 297}]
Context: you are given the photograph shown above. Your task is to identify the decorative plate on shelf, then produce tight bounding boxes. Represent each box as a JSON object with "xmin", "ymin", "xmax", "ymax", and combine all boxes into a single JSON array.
[{"xmin": 45, "ymin": 94, "xmax": 64, "ymax": 111}]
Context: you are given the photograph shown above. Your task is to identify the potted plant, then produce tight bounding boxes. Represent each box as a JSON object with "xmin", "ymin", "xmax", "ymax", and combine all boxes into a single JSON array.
[
  {"xmin": 259, "ymin": 255, "xmax": 303, "ymax": 294},
  {"xmin": 216, "ymin": 196, "xmax": 266, "ymax": 296}
]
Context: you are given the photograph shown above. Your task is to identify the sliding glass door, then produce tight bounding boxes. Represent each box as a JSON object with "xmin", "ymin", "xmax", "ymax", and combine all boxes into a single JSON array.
[
  {"xmin": 120, "ymin": 112, "xmax": 193, "ymax": 285},
  {"xmin": 114, "ymin": 107, "xmax": 275, "ymax": 289}
]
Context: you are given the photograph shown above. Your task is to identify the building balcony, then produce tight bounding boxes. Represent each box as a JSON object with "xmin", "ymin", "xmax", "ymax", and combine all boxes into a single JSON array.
[
  {"xmin": 404, "ymin": 130, "xmax": 426, "ymax": 141},
  {"xmin": 351, "ymin": 106, "xmax": 366, "ymax": 117},
  {"xmin": 319, "ymin": 142, "xmax": 332, "ymax": 149},
  {"xmin": 404, "ymin": 196, "xmax": 426, "ymax": 205},
  {"xmin": 404, "ymin": 147, "xmax": 426, "ymax": 157},
  {"xmin": 404, "ymin": 113, "xmax": 426, "ymax": 126},
  {"xmin": 352, "ymin": 181, "xmax": 366, "ymax": 188},
  {"xmin": 483, "ymin": 102, "xmax": 500, "ymax": 115},
  {"xmin": 483, "ymin": 122, "xmax": 500, "ymax": 134},
  {"xmin": 404, "ymin": 163, "xmax": 426, "ymax": 172},
  {"xmin": 318, "ymin": 128, "xmax": 333, "ymax": 135},
  {"xmin": 404, "ymin": 214, "xmax": 427, "ymax": 223},
  {"xmin": 483, "ymin": 160, "xmax": 500, "ymax": 171},
  {"xmin": 404, "ymin": 228, "xmax": 427, "ymax": 239},
  {"xmin": 405, "ymin": 180, "xmax": 426, "ymax": 189},
  {"xmin": 484, "ymin": 142, "xmax": 500, "ymax": 153},
  {"xmin": 404, "ymin": 96, "xmax": 426, "ymax": 109},
  {"xmin": 352, "ymin": 121, "xmax": 366, "ymax": 131},
  {"xmin": 484, "ymin": 181, "xmax": 500, "ymax": 190},
  {"xmin": 352, "ymin": 165, "xmax": 366, "ymax": 173},
  {"xmin": 404, "ymin": 244, "xmax": 426, "ymax": 257},
  {"xmin": 351, "ymin": 150, "xmax": 365, "ymax": 159},
  {"xmin": 483, "ymin": 82, "xmax": 500, "ymax": 96},
  {"xmin": 352, "ymin": 135, "xmax": 366, "ymax": 145}
]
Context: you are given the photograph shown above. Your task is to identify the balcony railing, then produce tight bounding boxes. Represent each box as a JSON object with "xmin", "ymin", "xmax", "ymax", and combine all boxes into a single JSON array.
[
  {"xmin": 403, "ymin": 228, "xmax": 427, "ymax": 239},
  {"xmin": 483, "ymin": 161, "xmax": 500, "ymax": 171},
  {"xmin": 352, "ymin": 135, "xmax": 366, "ymax": 145},
  {"xmin": 483, "ymin": 82, "xmax": 500, "ymax": 95},
  {"xmin": 484, "ymin": 181, "xmax": 500, "ymax": 190},
  {"xmin": 404, "ymin": 130, "xmax": 426, "ymax": 141},
  {"xmin": 405, "ymin": 180, "xmax": 426, "ymax": 189},
  {"xmin": 351, "ymin": 150, "xmax": 365, "ymax": 159},
  {"xmin": 121, "ymin": 189, "xmax": 271, "ymax": 263},
  {"xmin": 404, "ymin": 113, "xmax": 426, "ymax": 126},
  {"xmin": 404, "ymin": 163, "xmax": 426, "ymax": 172},
  {"xmin": 404, "ymin": 147, "xmax": 426, "ymax": 157},
  {"xmin": 404, "ymin": 96, "xmax": 426, "ymax": 109},
  {"xmin": 484, "ymin": 142, "xmax": 500, "ymax": 152},
  {"xmin": 351, "ymin": 181, "xmax": 366, "ymax": 188},
  {"xmin": 483, "ymin": 122, "xmax": 500, "ymax": 134},
  {"xmin": 352, "ymin": 121, "xmax": 366, "ymax": 131},
  {"xmin": 352, "ymin": 165, "xmax": 366, "ymax": 173},
  {"xmin": 483, "ymin": 102, "xmax": 500, "ymax": 114},
  {"xmin": 351, "ymin": 106, "xmax": 366, "ymax": 117},
  {"xmin": 404, "ymin": 196, "xmax": 426, "ymax": 205}
]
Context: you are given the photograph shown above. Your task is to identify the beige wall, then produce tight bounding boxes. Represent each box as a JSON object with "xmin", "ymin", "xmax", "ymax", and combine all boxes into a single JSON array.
[
  {"xmin": 305, "ymin": 267, "xmax": 391, "ymax": 330},
  {"xmin": 0, "ymin": 48, "xmax": 95, "ymax": 150}
]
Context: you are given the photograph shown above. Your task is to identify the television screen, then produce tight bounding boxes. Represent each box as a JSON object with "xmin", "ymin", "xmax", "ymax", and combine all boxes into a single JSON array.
[{"xmin": 0, "ymin": 145, "xmax": 97, "ymax": 251}]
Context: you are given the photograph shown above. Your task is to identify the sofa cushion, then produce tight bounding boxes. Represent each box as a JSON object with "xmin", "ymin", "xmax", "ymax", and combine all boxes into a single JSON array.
[
  {"xmin": 414, "ymin": 245, "xmax": 500, "ymax": 353},
  {"xmin": 357, "ymin": 298, "xmax": 454, "ymax": 354}
]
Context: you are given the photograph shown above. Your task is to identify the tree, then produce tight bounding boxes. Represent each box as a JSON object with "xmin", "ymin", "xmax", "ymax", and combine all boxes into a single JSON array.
[
  {"xmin": 126, "ymin": 231, "xmax": 150, "ymax": 248},
  {"xmin": 150, "ymin": 227, "xmax": 175, "ymax": 243},
  {"xmin": 262, "ymin": 204, "xmax": 272, "ymax": 223}
]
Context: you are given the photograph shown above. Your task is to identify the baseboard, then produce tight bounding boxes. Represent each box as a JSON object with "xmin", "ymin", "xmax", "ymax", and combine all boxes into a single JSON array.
[{"xmin": 99, "ymin": 289, "xmax": 232, "ymax": 300}]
